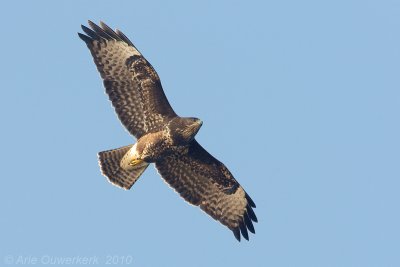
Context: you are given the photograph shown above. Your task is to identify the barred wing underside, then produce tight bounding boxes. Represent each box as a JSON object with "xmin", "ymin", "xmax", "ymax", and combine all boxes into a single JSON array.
[
  {"xmin": 79, "ymin": 21, "xmax": 176, "ymax": 138},
  {"xmin": 155, "ymin": 140, "xmax": 257, "ymax": 241}
]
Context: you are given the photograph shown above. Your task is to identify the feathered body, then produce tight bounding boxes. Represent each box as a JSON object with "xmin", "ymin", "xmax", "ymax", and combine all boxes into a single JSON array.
[
  {"xmin": 79, "ymin": 21, "xmax": 257, "ymax": 241},
  {"xmin": 120, "ymin": 117, "xmax": 202, "ymax": 169}
]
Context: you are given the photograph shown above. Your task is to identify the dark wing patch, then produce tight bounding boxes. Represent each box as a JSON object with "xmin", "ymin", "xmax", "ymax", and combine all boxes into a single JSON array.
[
  {"xmin": 79, "ymin": 21, "xmax": 176, "ymax": 138},
  {"xmin": 155, "ymin": 140, "xmax": 257, "ymax": 241}
]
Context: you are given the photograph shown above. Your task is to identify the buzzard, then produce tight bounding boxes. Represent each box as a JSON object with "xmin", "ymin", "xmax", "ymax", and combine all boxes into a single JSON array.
[{"xmin": 78, "ymin": 21, "xmax": 257, "ymax": 241}]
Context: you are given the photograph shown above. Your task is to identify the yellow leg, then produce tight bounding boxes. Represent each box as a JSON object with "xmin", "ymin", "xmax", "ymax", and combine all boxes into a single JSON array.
[{"xmin": 129, "ymin": 158, "xmax": 144, "ymax": 167}]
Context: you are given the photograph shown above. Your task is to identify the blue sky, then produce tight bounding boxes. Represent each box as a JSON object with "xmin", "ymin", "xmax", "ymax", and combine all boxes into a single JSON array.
[{"xmin": 1, "ymin": 0, "xmax": 399, "ymax": 266}]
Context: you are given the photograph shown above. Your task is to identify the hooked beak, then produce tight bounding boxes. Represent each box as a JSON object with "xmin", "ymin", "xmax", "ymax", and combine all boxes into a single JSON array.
[
  {"xmin": 193, "ymin": 119, "xmax": 203, "ymax": 133},
  {"xmin": 184, "ymin": 119, "xmax": 203, "ymax": 139}
]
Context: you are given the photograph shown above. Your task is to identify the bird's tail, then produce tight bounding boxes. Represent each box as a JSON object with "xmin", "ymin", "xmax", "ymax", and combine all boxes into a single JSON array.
[{"xmin": 98, "ymin": 145, "xmax": 149, "ymax": 190}]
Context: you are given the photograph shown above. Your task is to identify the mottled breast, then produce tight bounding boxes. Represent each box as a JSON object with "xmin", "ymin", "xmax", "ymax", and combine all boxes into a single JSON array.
[{"xmin": 136, "ymin": 131, "xmax": 172, "ymax": 162}]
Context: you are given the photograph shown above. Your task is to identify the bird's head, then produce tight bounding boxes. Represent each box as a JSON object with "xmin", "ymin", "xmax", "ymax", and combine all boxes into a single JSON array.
[{"xmin": 168, "ymin": 117, "xmax": 203, "ymax": 144}]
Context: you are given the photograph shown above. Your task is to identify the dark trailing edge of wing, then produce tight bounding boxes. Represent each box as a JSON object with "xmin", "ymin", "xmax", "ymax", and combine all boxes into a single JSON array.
[
  {"xmin": 78, "ymin": 20, "xmax": 134, "ymax": 48},
  {"xmin": 232, "ymin": 195, "xmax": 257, "ymax": 242},
  {"xmin": 79, "ymin": 20, "xmax": 257, "ymax": 243}
]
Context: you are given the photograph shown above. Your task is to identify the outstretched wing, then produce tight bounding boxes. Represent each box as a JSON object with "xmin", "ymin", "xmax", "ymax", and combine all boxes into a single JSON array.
[
  {"xmin": 78, "ymin": 21, "xmax": 176, "ymax": 138},
  {"xmin": 155, "ymin": 140, "xmax": 257, "ymax": 241}
]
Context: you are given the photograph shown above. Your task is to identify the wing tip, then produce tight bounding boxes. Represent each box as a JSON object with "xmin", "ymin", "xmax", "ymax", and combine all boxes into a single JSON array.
[
  {"xmin": 244, "ymin": 212, "xmax": 255, "ymax": 234},
  {"xmin": 115, "ymin": 28, "xmax": 135, "ymax": 47},
  {"xmin": 77, "ymin": 32, "xmax": 92, "ymax": 45},
  {"xmin": 87, "ymin": 19, "xmax": 96, "ymax": 29},
  {"xmin": 232, "ymin": 209, "xmax": 258, "ymax": 241},
  {"xmin": 78, "ymin": 20, "xmax": 134, "ymax": 47},
  {"xmin": 232, "ymin": 194, "xmax": 258, "ymax": 241},
  {"xmin": 232, "ymin": 227, "xmax": 241, "ymax": 242},
  {"xmin": 246, "ymin": 192, "xmax": 256, "ymax": 208},
  {"xmin": 247, "ymin": 203, "xmax": 258, "ymax": 223},
  {"xmin": 239, "ymin": 221, "xmax": 249, "ymax": 241}
]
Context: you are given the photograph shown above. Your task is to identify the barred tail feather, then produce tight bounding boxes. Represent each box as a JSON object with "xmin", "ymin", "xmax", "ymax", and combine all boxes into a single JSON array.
[{"xmin": 98, "ymin": 145, "xmax": 149, "ymax": 190}]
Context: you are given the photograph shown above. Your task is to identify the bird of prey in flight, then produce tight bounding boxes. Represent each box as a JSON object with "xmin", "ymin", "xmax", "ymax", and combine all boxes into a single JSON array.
[{"xmin": 78, "ymin": 21, "xmax": 257, "ymax": 241}]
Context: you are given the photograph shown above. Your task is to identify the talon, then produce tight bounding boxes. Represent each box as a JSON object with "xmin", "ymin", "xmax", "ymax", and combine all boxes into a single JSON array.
[{"xmin": 129, "ymin": 158, "xmax": 143, "ymax": 166}]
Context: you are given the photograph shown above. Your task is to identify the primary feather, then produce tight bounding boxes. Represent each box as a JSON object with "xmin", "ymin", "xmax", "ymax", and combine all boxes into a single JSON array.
[{"xmin": 79, "ymin": 21, "xmax": 257, "ymax": 241}]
